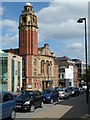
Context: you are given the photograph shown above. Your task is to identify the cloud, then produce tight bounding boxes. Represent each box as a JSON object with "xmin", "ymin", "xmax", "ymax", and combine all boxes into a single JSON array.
[
  {"xmin": 2, "ymin": 19, "xmax": 19, "ymax": 49},
  {"xmin": 2, "ymin": 34, "xmax": 18, "ymax": 48},
  {"xmin": 64, "ymin": 42, "xmax": 84, "ymax": 60},
  {"xmin": 67, "ymin": 43, "xmax": 83, "ymax": 50},
  {"xmin": 37, "ymin": 2, "xmax": 88, "ymax": 42},
  {"xmin": 2, "ymin": 19, "xmax": 18, "ymax": 32},
  {"xmin": 38, "ymin": 19, "xmax": 84, "ymax": 41}
]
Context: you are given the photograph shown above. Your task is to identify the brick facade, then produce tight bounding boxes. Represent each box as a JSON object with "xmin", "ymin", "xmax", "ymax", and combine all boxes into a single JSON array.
[
  {"xmin": 19, "ymin": 4, "xmax": 38, "ymax": 90},
  {"xmin": 74, "ymin": 66, "xmax": 79, "ymax": 87},
  {"xmin": 19, "ymin": 3, "xmax": 58, "ymax": 90}
]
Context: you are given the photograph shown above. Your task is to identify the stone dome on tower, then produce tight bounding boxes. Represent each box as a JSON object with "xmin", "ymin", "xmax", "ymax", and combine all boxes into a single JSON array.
[{"xmin": 25, "ymin": 2, "xmax": 32, "ymax": 7}]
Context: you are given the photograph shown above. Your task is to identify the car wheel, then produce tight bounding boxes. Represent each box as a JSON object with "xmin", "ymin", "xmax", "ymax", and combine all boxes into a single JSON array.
[
  {"xmin": 50, "ymin": 99, "xmax": 53, "ymax": 104},
  {"xmin": 40, "ymin": 101, "xmax": 44, "ymax": 108},
  {"xmin": 68, "ymin": 95, "xmax": 69, "ymax": 99},
  {"xmin": 30, "ymin": 104, "xmax": 35, "ymax": 112},
  {"xmin": 57, "ymin": 97, "xmax": 59, "ymax": 101},
  {"xmin": 10, "ymin": 109, "xmax": 16, "ymax": 120}
]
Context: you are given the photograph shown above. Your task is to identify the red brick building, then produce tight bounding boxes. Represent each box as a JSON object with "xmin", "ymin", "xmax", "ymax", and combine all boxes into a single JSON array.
[
  {"xmin": 74, "ymin": 66, "xmax": 79, "ymax": 87},
  {"xmin": 19, "ymin": 3, "xmax": 58, "ymax": 90}
]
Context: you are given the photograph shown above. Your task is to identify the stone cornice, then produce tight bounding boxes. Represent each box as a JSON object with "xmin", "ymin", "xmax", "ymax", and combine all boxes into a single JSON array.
[
  {"xmin": 18, "ymin": 24, "xmax": 38, "ymax": 29},
  {"xmin": 38, "ymin": 54, "xmax": 55, "ymax": 58}
]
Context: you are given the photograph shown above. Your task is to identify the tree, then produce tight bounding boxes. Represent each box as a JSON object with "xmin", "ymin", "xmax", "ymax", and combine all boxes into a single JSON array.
[
  {"xmin": 80, "ymin": 66, "xmax": 90, "ymax": 84},
  {"xmin": 87, "ymin": 66, "xmax": 90, "ymax": 83}
]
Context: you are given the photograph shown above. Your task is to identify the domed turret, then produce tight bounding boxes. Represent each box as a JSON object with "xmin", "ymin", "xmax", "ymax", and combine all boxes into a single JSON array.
[
  {"xmin": 19, "ymin": 3, "xmax": 38, "ymax": 56},
  {"xmin": 25, "ymin": 2, "xmax": 32, "ymax": 7}
]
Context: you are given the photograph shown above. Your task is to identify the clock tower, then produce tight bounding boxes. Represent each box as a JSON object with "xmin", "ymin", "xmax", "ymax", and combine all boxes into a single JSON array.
[{"xmin": 19, "ymin": 3, "xmax": 38, "ymax": 89}]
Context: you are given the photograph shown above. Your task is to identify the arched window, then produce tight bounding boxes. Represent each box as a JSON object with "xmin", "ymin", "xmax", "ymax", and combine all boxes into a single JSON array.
[
  {"xmin": 41, "ymin": 60, "xmax": 44, "ymax": 73},
  {"xmin": 50, "ymin": 61, "xmax": 52, "ymax": 75},
  {"xmin": 46, "ymin": 61, "xmax": 49, "ymax": 75},
  {"xmin": 35, "ymin": 81, "xmax": 36, "ymax": 89},
  {"xmin": 34, "ymin": 58, "xmax": 36, "ymax": 65}
]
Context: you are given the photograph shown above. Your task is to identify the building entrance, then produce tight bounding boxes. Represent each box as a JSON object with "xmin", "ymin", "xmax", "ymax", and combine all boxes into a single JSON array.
[{"xmin": 42, "ymin": 81, "xmax": 52, "ymax": 90}]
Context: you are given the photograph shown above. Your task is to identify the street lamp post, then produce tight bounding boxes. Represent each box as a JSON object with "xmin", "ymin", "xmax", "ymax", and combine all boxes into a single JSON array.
[{"xmin": 77, "ymin": 18, "xmax": 88, "ymax": 103}]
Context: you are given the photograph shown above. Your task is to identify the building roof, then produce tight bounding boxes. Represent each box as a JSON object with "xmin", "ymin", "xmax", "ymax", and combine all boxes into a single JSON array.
[
  {"xmin": 72, "ymin": 59, "xmax": 81, "ymax": 62},
  {"xmin": 38, "ymin": 47, "xmax": 44, "ymax": 51},
  {"xmin": 38, "ymin": 44, "xmax": 49, "ymax": 52},
  {"xmin": 3, "ymin": 44, "xmax": 54, "ymax": 57},
  {"xmin": 3, "ymin": 48, "xmax": 19, "ymax": 55},
  {"xmin": 55, "ymin": 56, "xmax": 72, "ymax": 61}
]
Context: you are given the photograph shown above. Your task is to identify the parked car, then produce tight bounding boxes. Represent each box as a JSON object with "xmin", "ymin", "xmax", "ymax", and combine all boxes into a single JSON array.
[
  {"xmin": 0, "ymin": 91, "xmax": 16, "ymax": 120},
  {"xmin": 42, "ymin": 88, "xmax": 59, "ymax": 103},
  {"xmin": 16, "ymin": 90, "xmax": 43, "ymax": 112},
  {"xmin": 66, "ymin": 87, "xmax": 80, "ymax": 97},
  {"xmin": 79, "ymin": 87, "xmax": 84, "ymax": 94},
  {"xmin": 74, "ymin": 87, "xmax": 80, "ymax": 96},
  {"xmin": 83, "ymin": 85, "xmax": 87, "ymax": 91},
  {"xmin": 57, "ymin": 88, "xmax": 70, "ymax": 99}
]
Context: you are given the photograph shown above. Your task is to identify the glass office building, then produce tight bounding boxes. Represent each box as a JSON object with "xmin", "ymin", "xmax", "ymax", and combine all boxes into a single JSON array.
[
  {"xmin": 0, "ymin": 50, "xmax": 22, "ymax": 93},
  {"xmin": 0, "ymin": 50, "xmax": 8, "ymax": 91}
]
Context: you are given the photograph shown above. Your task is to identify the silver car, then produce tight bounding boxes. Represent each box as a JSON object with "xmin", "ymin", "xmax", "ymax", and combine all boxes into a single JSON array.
[{"xmin": 57, "ymin": 88, "xmax": 70, "ymax": 99}]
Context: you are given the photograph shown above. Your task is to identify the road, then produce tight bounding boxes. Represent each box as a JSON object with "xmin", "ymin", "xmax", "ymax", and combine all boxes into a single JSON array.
[{"xmin": 15, "ymin": 94, "xmax": 88, "ymax": 119}]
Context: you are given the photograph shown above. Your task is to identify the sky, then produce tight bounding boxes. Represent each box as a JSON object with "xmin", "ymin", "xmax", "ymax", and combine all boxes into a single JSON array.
[{"xmin": 0, "ymin": 0, "xmax": 89, "ymax": 61}]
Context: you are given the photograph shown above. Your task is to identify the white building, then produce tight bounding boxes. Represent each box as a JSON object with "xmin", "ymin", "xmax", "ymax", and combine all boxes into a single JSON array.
[
  {"xmin": 55, "ymin": 56, "xmax": 78, "ymax": 88},
  {"xmin": 65, "ymin": 65, "xmax": 74, "ymax": 87}
]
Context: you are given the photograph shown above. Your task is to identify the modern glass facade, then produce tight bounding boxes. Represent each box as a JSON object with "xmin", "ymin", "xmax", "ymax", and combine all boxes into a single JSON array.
[
  {"xmin": 0, "ymin": 53, "xmax": 8, "ymax": 91},
  {"xmin": 0, "ymin": 51, "xmax": 22, "ymax": 93}
]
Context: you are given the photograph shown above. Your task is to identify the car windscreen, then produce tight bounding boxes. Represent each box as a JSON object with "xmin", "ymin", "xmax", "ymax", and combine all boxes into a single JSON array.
[
  {"xmin": 44, "ymin": 90, "xmax": 52, "ymax": 94},
  {"xmin": 17, "ymin": 91, "xmax": 34, "ymax": 99}
]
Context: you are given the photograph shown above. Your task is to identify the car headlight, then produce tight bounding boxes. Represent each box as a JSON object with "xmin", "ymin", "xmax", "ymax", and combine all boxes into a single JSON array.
[
  {"xmin": 24, "ymin": 101, "xmax": 30, "ymax": 105},
  {"xmin": 72, "ymin": 91, "xmax": 74, "ymax": 94}
]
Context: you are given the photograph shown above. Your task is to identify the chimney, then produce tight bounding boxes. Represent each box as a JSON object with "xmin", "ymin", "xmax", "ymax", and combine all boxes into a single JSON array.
[{"xmin": 44, "ymin": 44, "xmax": 49, "ymax": 48}]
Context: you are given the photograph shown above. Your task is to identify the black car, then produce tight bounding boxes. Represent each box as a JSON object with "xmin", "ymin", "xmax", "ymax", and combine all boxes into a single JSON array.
[
  {"xmin": 74, "ymin": 87, "xmax": 80, "ymax": 96},
  {"xmin": 66, "ymin": 87, "xmax": 80, "ymax": 97},
  {"xmin": 16, "ymin": 90, "xmax": 43, "ymax": 112}
]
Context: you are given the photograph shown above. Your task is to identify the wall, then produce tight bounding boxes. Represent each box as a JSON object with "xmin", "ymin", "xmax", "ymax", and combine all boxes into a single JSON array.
[{"xmin": 8, "ymin": 53, "xmax": 22, "ymax": 93}]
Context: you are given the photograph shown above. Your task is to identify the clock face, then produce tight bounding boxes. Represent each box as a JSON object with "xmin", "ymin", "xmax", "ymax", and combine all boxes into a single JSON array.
[{"xmin": 23, "ymin": 17, "xmax": 26, "ymax": 23}]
